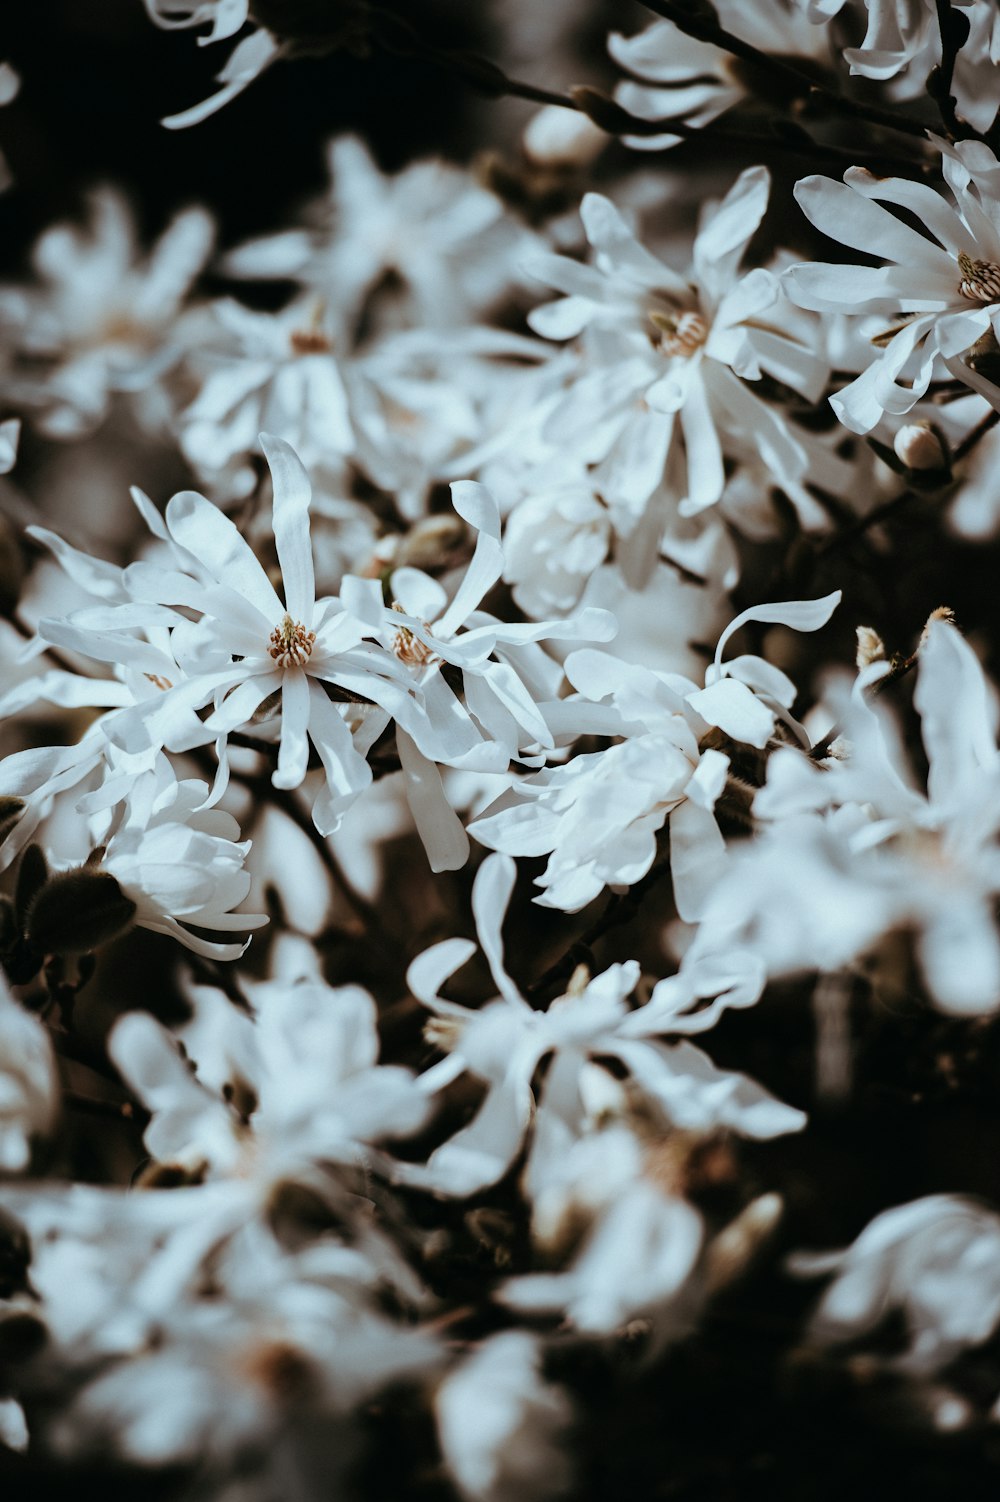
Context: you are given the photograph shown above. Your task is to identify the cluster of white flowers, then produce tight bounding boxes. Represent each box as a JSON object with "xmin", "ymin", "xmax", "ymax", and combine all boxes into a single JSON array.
[{"xmin": 4, "ymin": 0, "xmax": 1000, "ymax": 1494}]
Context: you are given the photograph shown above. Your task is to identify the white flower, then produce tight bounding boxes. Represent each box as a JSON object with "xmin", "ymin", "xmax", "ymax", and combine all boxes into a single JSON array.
[
  {"xmin": 100, "ymin": 774, "xmax": 267, "ymax": 960},
  {"xmin": 502, "ymin": 478, "xmax": 611, "ymax": 617},
  {"xmin": 400, "ymin": 854, "xmax": 800, "ymax": 1201},
  {"xmin": 500, "ymin": 1182, "xmax": 705, "ymax": 1339},
  {"xmin": 179, "ymin": 297, "xmax": 354, "ymax": 485},
  {"xmin": 46, "ymin": 1230, "xmax": 437, "ymax": 1470},
  {"xmin": 471, "ymin": 592, "xmax": 840, "ymax": 914},
  {"xmin": 528, "ymin": 174, "xmax": 828, "ymax": 534},
  {"xmin": 716, "ymin": 617, "xmax": 1000, "ymax": 1013},
  {"xmin": 785, "ymin": 138, "xmax": 1000, "ymax": 432},
  {"xmin": 109, "ymin": 969, "xmax": 428, "ymax": 1182},
  {"xmin": 790, "ymin": 1194, "xmax": 1000, "ymax": 1375},
  {"xmin": 436, "ymin": 1333, "xmax": 572, "ymax": 1502},
  {"xmin": 802, "ymin": 0, "xmax": 1000, "ymax": 133},
  {"xmin": 145, "ymin": 3, "xmax": 283, "ymax": 131},
  {"xmin": 0, "ymin": 975, "xmax": 57, "ymax": 1172},
  {"xmin": 610, "ymin": 2, "xmax": 828, "ymax": 150},
  {"xmin": 0, "ymin": 188, "xmax": 213, "ymax": 437},
  {"xmin": 340, "ymin": 478, "xmax": 616, "ymax": 871},
  {"xmin": 56, "ymin": 435, "xmax": 407, "ymax": 836}
]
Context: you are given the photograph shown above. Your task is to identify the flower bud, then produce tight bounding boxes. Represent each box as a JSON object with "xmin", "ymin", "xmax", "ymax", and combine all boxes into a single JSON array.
[
  {"xmin": 522, "ymin": 106, "xmax": 606, "ymax": 168},
  {"xmin": 892, "ymin": 422, "xmax": 946, "ymax": 472},
  {"xmin": 27, "ymin": 869, "xmax": 137, "ymax": 956},
  {"xmin": 855, "ymin": 625, "xmax": 886, "ymax": 670}
]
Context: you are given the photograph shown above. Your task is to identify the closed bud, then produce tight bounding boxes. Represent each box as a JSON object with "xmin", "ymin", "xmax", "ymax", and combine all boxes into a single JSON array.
[
  {"xmin": 522, "ymin": 106, "xmax": 606, "ymax": 168},
  {"xmin": 27, "ymin": 868, "xmax": 137, "ymax": 956},
  {"xmin": 855, "ymin": 625, "xmax": 886, "ymax": 669},
  {"xmin": 892, "ymin": 422, "xmax": 947, "ymax": 472}
]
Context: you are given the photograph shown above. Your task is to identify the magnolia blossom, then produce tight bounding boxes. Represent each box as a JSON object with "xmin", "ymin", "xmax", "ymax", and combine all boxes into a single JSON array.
[
  {"xmin": 399, "ymin": 854, "xmax": 800, "ymax": 1201},
  {"xmin": 501, "ymin": 477, "xmax": 612, "ymax": 617},
  {"xmin": 46, "ymin": 436, "xmax": 404, "ymax": 835},
  {"xmin": 179, "ymin": 297, "xmax": 354, "ymax": 485},
  {"xmin": 110, "ymin": 970, "xmax": 428, "ymax": 1183},
  {"xmin": 471, "ymin": 593, "xmax": 840, "ymax": 914},
  {"xmin": 785, "ymin": 138, "xmax": 1000, "ymax": 431},
  {"xmin": 0, "ymin": 188, "xmax": 213, "ymax": 437},
  {"xmin": 224, "ymin": 136, "xmax": 541, "ymax": 334},
  {"xmin": 710, "ymin": 618, "xmax": 1000, "ymax": 1013},
  {"xmin": 803, "ymin": 0, "xmax": 1000, "ymax": 132},
  {"xmin": 790, "ymin": 1194, "xmax": 1000, "ymax": 1375},
  {"xmin": 527, "ymin": 173, "xmax": 828, "ymax": 547},
  {"xmin": 339, "ymin": 478, "xmax": 616, "ymax": 871},
  {"xmin": 610, "ymin": 1, "xmax": 829, "ymax": 150}
]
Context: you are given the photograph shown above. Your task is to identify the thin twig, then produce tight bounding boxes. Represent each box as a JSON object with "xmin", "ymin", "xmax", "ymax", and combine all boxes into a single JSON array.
[{"xmin": 525, "ymin": 857, "xmax": 672, "ymax": 1002}]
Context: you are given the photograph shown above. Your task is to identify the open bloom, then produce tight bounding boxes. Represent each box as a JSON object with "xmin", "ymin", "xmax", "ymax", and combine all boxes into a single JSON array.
[
  {"xmin": 802, "ymin": 0, "xmax": 1000, "ymax": 132},
  {"xmin": 610, "ymin": 1, "xmax": 829, "ymax": 150},
  {"xmin": 339, "ymin": 478, "xmax": 616, "ymax": 871},
  {"xmin": 224, "ymin": 135, "xmax": 541, "ymax": 335},
  {"xmin": 54, "ymin": 435, "xmax": 411, "ymax": 836},
  {"xmin": 400, "ymin": 854, "xmax": 800, "ymax": 1201},
  {"xmin": 0, "ymin": 188, "xmax": 213, "ymax": 437},
  {"xmin": 110, "ymin": 969, "xmax": 428, "ymax": 1185},
  {"xmin": 790, "ymin": 1194, "xmax": 1000, "ymax": 1376},
  {"xmin": 0, "ymin": 975, "xmax": 58, "ymax": 1171},
  {"xmin": 471, "ymin": 592, "xmax": 840, "ymax": 914},
  {"xmin": 785, "ymin": 138, "xmax": 1000, "ymax": 431},
  {"xmin": 711, "ymin": 617, "xmax": 1000, "ymax": 1013},
  {"xmin": 527, "ymin": 173, "xmax": 827, "ymax": 545}
]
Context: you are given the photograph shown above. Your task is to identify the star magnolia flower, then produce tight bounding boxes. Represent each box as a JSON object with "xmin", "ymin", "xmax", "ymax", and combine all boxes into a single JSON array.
[
  {"xmin": 339, "ymin": 478, "xmax": 616, "ymax": 872},
  {"xmin": 789, "ymin": 1194, "xmax": 1000, "ymax": 1376},
  {"xmin": 40, "ymin": 1224, "xmax": 437, "ymax": 1471},
  {"xmin": 802, "ymin": 0, "xmax": 1000, "ymax": 133},
  {"xmin": 746, "ymin": 616, "xmax": 1000, "ymax": 1013},
  {"xmin": 98, "ymin": 774, "xmax": 267, "ymax": 959},
  {"xmin": 610, "ymin": 1, "xmax": 829, "ymax": 150},
  {"xmin": 784, "ymin": 138, "xmax": 1000, "ymax": 432},
  {"xmin": 43, "ymin": 435, "xmax": 421, "ymax": 836},
  {"xmin": 527, "ymin": 174, "xmax": 828, "ymax": 533},
  {"xmin": 144, "ymin": 1, "xmax": 284, "ymax": 130},
  {"xmin": 0, "ymin": 188, "xmax": 213, "ymax": 438},
  {"xmin": 109, "ymin": 970, "xmax": 428, "ymax": 1182},
  {"xmin": 435, "ymin": 1333, "xmax": 572, "ymax": 1502},
  {"xmin": 501, "ymin": 477, "xmax": 612, "ymax": 617},
  {"xmin": 471, "ymin": 592, "xmax": 841, "ymax": 914},
  {"xmin": 223, "ymin": 136, "xmax": 541, "ymax": 334},
  {"xmin": 180, "ymin": 297, "xmax": 354, "ymax": 486},
  {"xmin": 399, "ymin": 854, "xmax": 800, "ymax": 1200}
]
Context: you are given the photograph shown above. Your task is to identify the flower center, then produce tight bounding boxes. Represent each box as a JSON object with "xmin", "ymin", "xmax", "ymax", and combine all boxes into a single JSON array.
[
  {"xmin": 390, "ymin": 602, "xmax": 435, "ymax": 668},
  {"xmin": 957, "ymin": 251, "xmax": 1000, "ymax": 303},
  {"xmin": 268, "ymin": 613, "xmax": 315, "ymax": 667},
  {"xmin": 650, "ymin": 309, "xmax": 708, "ymax": 358},
  {"xmin": 289, "ymin": 328, "xmax": 333, "ymax": 355}
]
